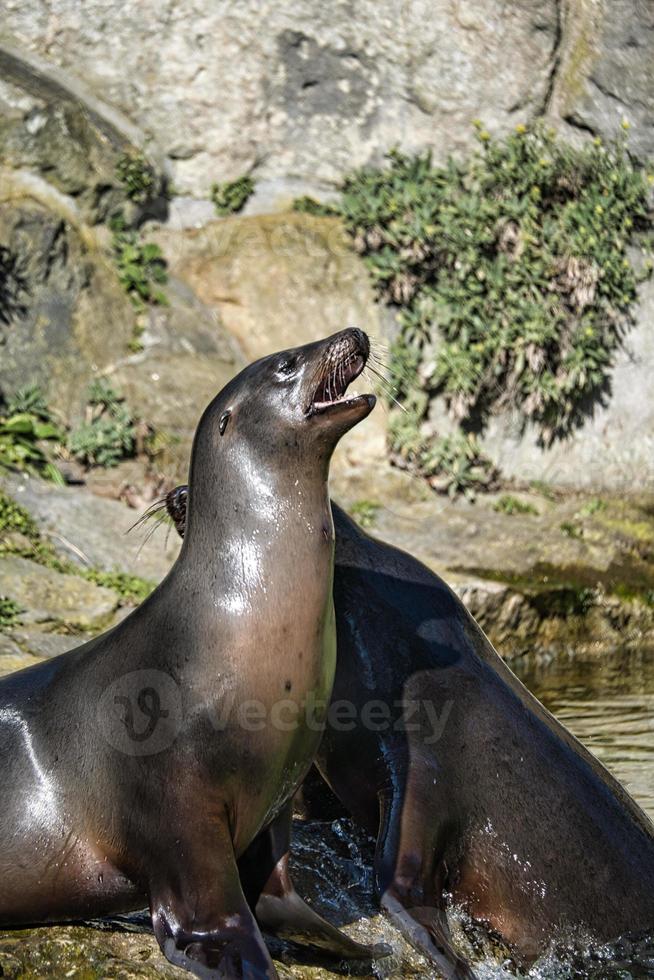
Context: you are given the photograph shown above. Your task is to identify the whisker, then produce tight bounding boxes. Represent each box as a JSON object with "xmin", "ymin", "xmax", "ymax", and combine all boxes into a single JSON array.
[
  {"xmin": 126, "ymin": 496, "xmax": 169, "ymax": 535},
  {"xmin": 364, "ymin": 366, "xmax": 408, "ymax": 414}
]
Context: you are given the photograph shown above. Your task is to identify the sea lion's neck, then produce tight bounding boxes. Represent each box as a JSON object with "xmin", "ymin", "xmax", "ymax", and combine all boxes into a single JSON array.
[{"xmin": 179, "ymin": 450, "xmax": 333, "ymax": 572}]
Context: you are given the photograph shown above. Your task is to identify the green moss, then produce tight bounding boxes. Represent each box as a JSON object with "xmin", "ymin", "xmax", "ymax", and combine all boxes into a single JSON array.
[
  {"xmin": 463, "ymin": 555, "xmax": 654, "ymax": 612},
  {"xmin": 598, "ymin": 515, "xmax": 654, "ymax": 544},
  {"xmin": 529, "ymin": 480, "xmax": 559, "ymax": 502},
  {"xmin": 493, "ymin": 495, "xmax": 539, "ymax": 516},
  {"xmin": 0, "ymin": 493, "xmax": 154, "ymax": 607},
  {"xmin": 0, "ymin": 491, "xmax": 40, "ymax": 540},
  {"xmin": 556, "ymin": 1, "xmax": 598, "ymax": 112},
  {"xmin": 81, "ymin": 569, "xmax": 155, "ymax": 605}
]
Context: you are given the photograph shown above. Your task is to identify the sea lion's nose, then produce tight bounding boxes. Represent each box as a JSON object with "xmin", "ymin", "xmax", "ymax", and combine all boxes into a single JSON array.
[{"xmin": 350, "ymin": 327, "xmax": 370, "ymax": 359}]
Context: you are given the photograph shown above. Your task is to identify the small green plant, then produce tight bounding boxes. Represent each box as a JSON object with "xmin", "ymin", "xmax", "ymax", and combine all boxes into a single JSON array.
[
  {"xmin": 82, "ymin": 569, "xmax": 155, "ymax": 605},
  {"xmin": 350, "ymin": 499, "xmax": 381, "ymax": 528},
  {"xmin": 293, "ymin": 196, "xmax": 338, "ymax": 217},
  {"xmin": 0, "ymin": 596, "xmax": 22, "ymax": 629},
  {"xmin": 68, "ymin": 379, "xmax": 137, "ymax": 468},
  {"xmin": 110, "ymin": 217, "xmax": 168, "ymax": 310},
  {"xmin": 211, "ymin": 176, "xmax": 255, "ymax": 216},
  {"xmin": 493, "ymin": 494, "xmax": 539, "ymax": 516},
  {"xmin": 6, "ymin": 384, "xmax": 52, "ymax": 420},
  {"xmin": 115, "ymin": 151, "xmax": 157, "ymax": 204},
  {"xmin": 0, "ymin": 387, "xmax": 64, "ymax": 483},
  {"xmin": 578, "ymin": 497, "xmax": 607, "ymax": 518},
  {"xmin": 310, "ymin": 124, "xmax": 653, "ymax": 494},
  {"xmin": 0, "ymin": 245, "xmax": 28, "ymax": 326},
  {"xmin": 560, "ymin": 520, "xmax": 583, "ymax": 539}
]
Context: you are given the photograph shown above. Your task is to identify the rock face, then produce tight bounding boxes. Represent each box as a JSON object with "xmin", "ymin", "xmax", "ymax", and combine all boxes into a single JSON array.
[
  {"xmin": 155, "ymin": 212, "xmax": 389, "ymax": 469},
  {"xmin": 0, "ymin": 554, "xmax": 117, "ymax": 627},
  {"xmin": 0, "ymin": 195, "xmax": 135, "ymax": 418},
  {"xmin": 2, "ymin": 1, "xmax": 653, "ymax": 197},
  {"xmin": 1, "ymin": 0, "xmax": 559, "ymax": 196},
  {"xmin": 424, "ymin": 268, "xmax": 654, "ymax": 492},
  {"xmin": 552, "ymin": 0, "xmax": 654, "ymax": 160},
  {"xmin": 3, "ymin": 473, "xmax": 180, "ymax": 579}
]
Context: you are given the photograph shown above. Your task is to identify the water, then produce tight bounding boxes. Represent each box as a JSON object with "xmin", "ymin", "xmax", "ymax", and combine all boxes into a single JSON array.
[{"xmin": 514, "ymin": 647, "xmax": 654, "ymax": 822}]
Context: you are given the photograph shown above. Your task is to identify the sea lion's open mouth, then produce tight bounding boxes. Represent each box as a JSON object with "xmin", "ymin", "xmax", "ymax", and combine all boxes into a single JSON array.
[{"xmin": 308, "ymin": 330, "xmax": 374, "ymax": 416}]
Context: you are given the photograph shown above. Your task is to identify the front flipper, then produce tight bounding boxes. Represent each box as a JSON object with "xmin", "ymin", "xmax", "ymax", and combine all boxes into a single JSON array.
[
  {"xmin": 375, "ymin": 791, "xmax": 477, "ymax": 980},
  {"xmin": 150, "ymin": 820, "xmax": 277, "ymax": 979},
  {"xmin": 240, "ymin": 802, "xmax": 390, "ymax": 961}
]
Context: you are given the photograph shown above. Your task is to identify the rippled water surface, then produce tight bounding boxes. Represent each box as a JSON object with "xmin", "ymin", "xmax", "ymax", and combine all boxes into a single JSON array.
[{"xmin": 515, "ymin": 647, "xmax": 654, "ymax": 821}]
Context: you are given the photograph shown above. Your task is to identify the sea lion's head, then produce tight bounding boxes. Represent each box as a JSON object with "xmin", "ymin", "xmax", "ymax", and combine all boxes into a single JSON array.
[{"xmin": 191, "ymin": 328, "xmax": 375, "ymax": 471}]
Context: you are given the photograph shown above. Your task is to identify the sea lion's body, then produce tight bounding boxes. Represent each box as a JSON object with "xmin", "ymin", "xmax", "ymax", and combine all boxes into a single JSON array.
[
  {"xmin": 166, "ymin": 489, "xmax": 654, "ymax": 977},
  {"xmin": 324, "ymin": 506, "xmax": 654, "ymax": 971},
  {"xmin": 0, "ymin": 330, "xmax": 379, "ymax": 979}
]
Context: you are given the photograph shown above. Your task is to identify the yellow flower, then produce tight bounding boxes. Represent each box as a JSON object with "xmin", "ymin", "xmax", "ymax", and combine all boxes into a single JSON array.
[
  {"xmin": 593, "ymin": 137, "xmax": 602, "ymax": 147},
  {"xmin": 479, "ymin": 130, "xmax": 491, "ymax": 142},
  {"xmin": 595, "ymin": 204, "xmax": 604, "ymax": 215},
  {"xmin": 538, "ymin": 158, "xmax": 549, "ymax": 167},
  {"xmin": 621, "ymin": 117, "xmax": 631, "ymax": 130},
  {"xmin": 647, "ymin": 174, "xmax": 654, "ymax": 184},
  {"xmin": 515, "ymin": 123, "xmax": 527, "ymax": 134},
  {"xmin": 530, "ymin": 185, "xmax": 541, "ymax": 199},
  {"xmin": 584, "ymin": 327, "xmax": 594, "ymax": 338},
  {"xmin": 623, "ymin": 259, "xmax": 630, "ymax": 268},
  {"xmin": 472, "ymin": 118, "xmax": 482, "ymax": 129}
]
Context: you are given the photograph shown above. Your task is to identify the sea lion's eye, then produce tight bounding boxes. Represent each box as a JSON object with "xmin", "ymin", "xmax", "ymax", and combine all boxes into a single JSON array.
[
  {"xmin": 219, "ymin": 411, "xmax": 231, "ymax": 435},
  {"xmin": 277, "ymin": 356, "xmax": 297, "ymax": 378}
]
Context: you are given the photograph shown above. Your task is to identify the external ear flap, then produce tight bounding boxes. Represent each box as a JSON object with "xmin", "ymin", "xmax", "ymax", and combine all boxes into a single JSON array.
[{"xmin": 219, "ymin": 411, "xmax": 231, "ymax": 436}]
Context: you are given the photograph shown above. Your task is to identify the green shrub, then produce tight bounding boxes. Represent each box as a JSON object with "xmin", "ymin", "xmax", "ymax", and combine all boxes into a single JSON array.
[
  {"xmin": 0, "ymin": 596, "xmax": 22, "ymax": 629},
  {"xmin": 493, "ymin": 494, "xmax": 539, "ymax": 516},
  {"xmin": 0, "ymin": 387, "xmax": 64, "ymax": 483},
  {"xmin": 68, "ymin": 379, "xmax": 137, "ymax": 468},
  {"xmin": 311, "ymin": 124, "xmax": 653, "ymax": 493},
  {"xmin": 115, "ymin": 152, "xmax": 157, "ymax": 204},
  {"xmin": 389, "ymin": 406, "xmax": 497, "ymax": 499},
  {"xmin": 211, "ymin": 176, "xmax": 254, "ymax": 216}
]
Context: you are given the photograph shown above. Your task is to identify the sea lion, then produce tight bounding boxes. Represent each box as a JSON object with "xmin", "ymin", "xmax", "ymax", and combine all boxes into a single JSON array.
[
  {"xmin": 164, "ymin": 491, "xmax": 654, "ymax": 977},
  {"xmin": 0, "ymin": 329, "xmax": 383, "ymax": 979}
]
